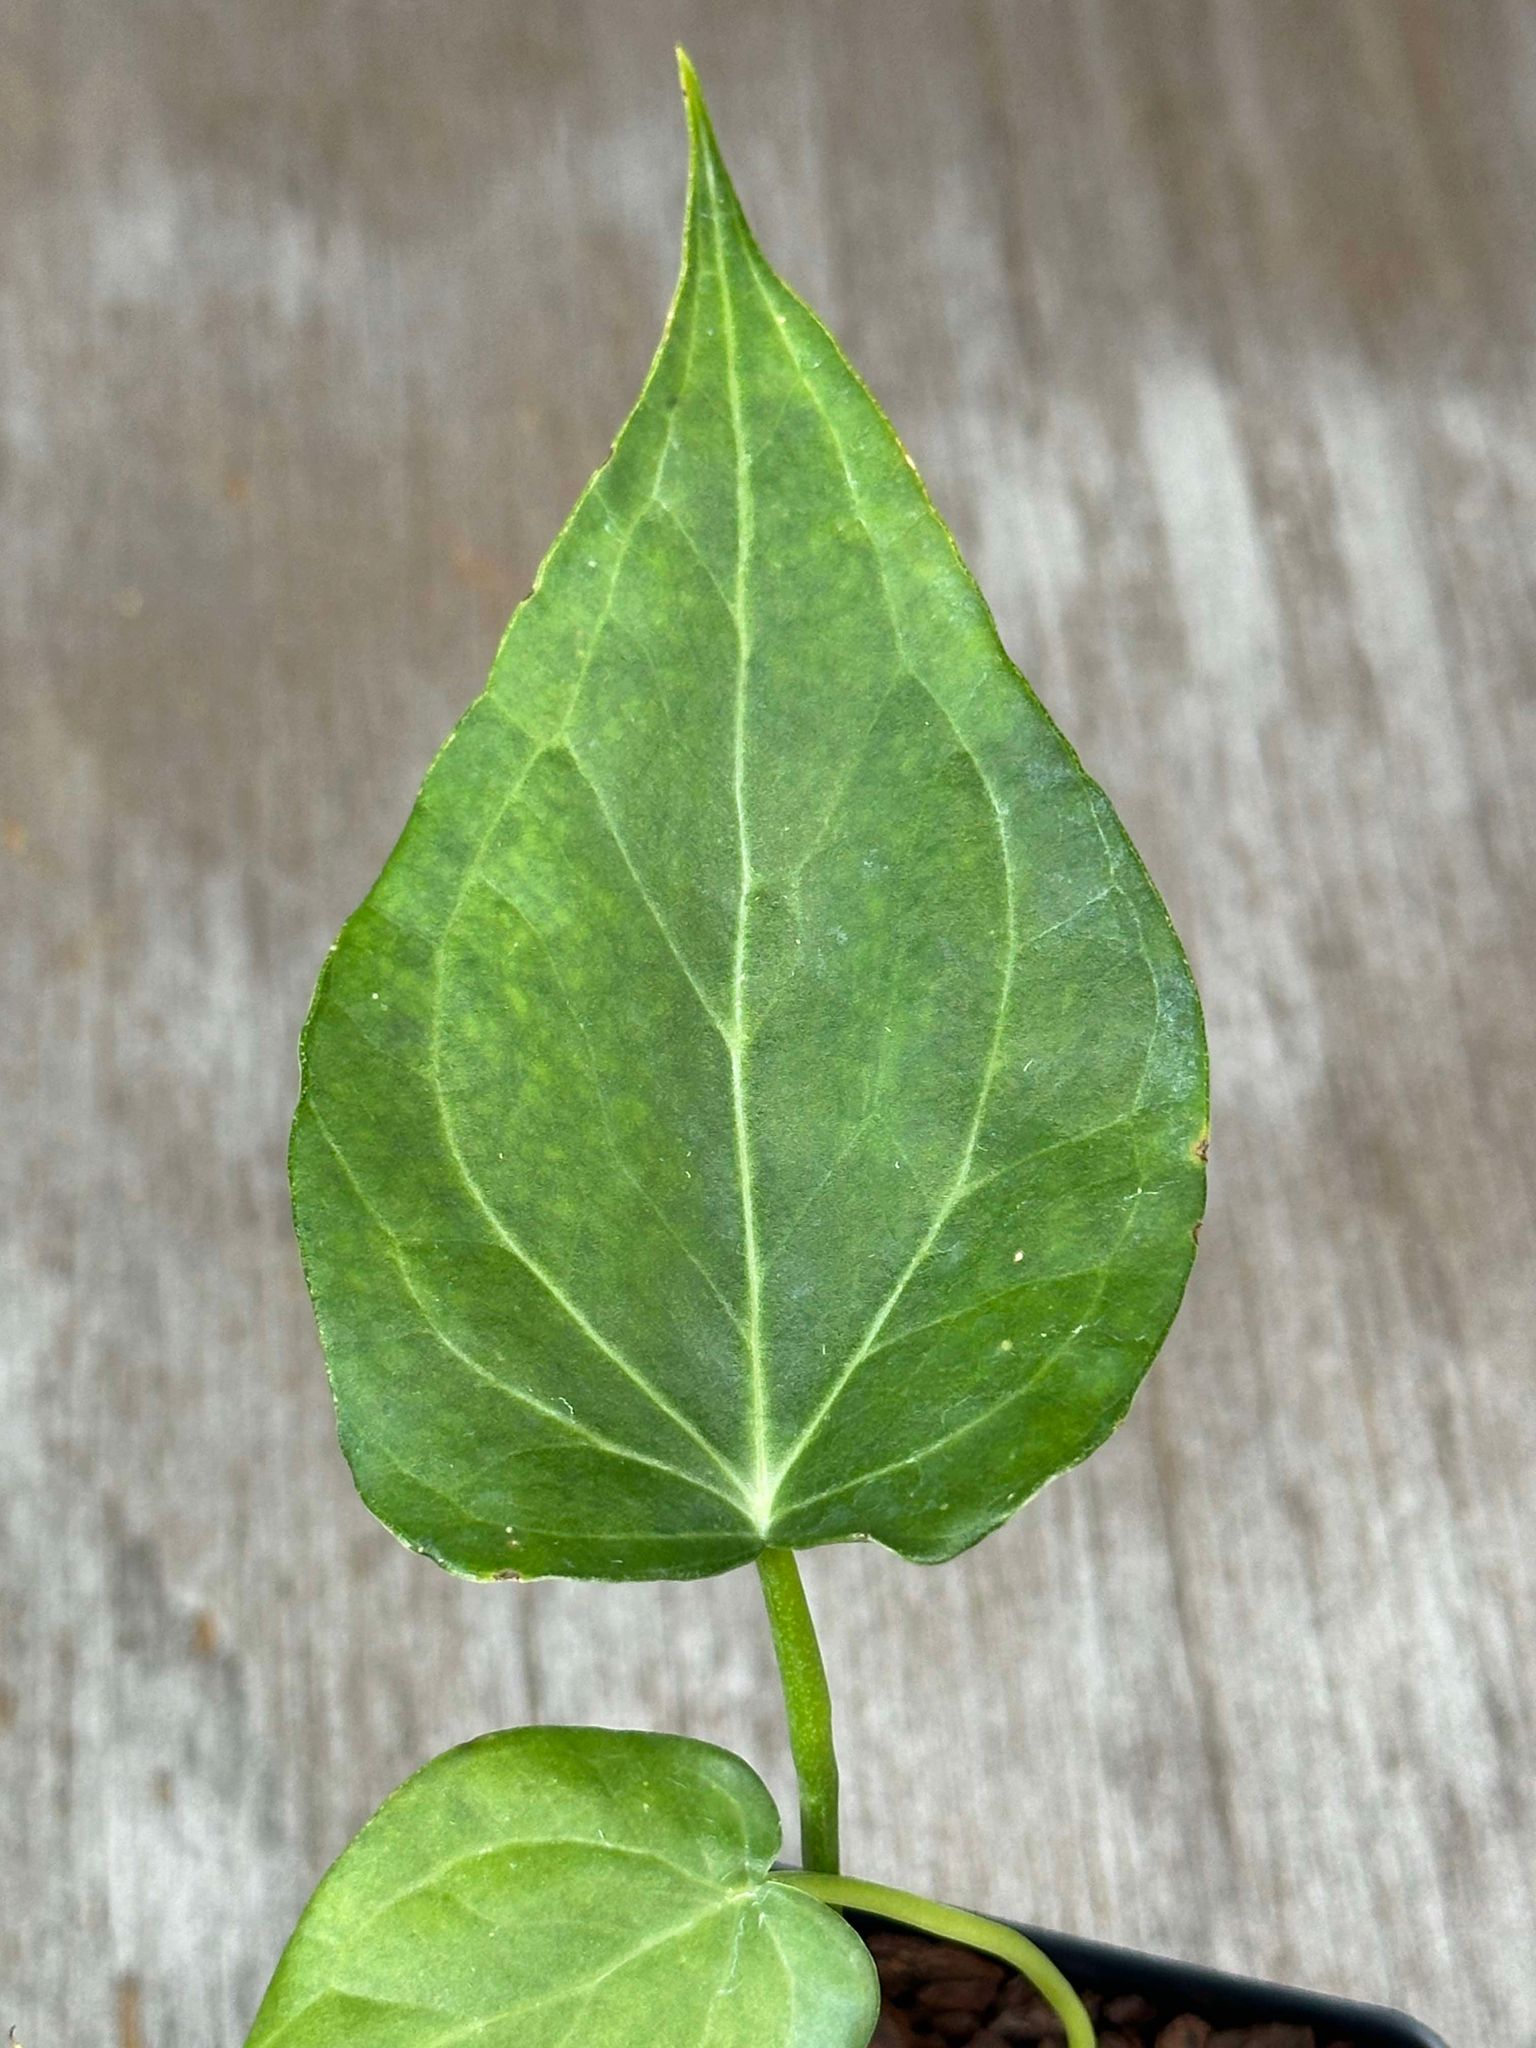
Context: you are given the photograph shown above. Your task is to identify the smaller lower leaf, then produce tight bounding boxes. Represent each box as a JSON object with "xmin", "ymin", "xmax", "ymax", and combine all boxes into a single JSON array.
[{"xmin": 245, "ymin": 1726, "xmax": 879, "ymax": 2048}]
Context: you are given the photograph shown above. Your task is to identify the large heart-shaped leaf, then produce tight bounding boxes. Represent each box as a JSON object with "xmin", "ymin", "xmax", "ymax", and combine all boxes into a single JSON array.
[
  {"xmin": 244, "ymin": 1727, "xmax": 878, "ymax": 2048},
  {"xmin": 290, "ymin": 58, "xmax": 1207, "ymax": 1581}
]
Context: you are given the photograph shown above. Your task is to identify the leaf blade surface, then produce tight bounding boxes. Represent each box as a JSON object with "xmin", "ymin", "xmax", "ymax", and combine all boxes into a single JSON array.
[
  {"xmin": 244, "ymin": 1728, "xmax": 878, "ymax": 2048},
  {"xmin": 290, "ymin": 60, "xmax": 1207, "ymax": 1580}
]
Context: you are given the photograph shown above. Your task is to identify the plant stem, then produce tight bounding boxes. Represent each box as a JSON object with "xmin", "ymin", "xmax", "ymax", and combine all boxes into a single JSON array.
[
  {"xmin": 755, "ymin": 1546, "xmax": 841, "ymax": 1873},
  {"xmin": 776, "ymin": 1871, "xmax": 1096, "ymax": 2048}
]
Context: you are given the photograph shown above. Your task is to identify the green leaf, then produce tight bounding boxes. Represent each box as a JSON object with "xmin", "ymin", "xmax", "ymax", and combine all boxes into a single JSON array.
[
  {"xmin": 290, "ymin": 55, "xmax": 1207, "ymax": 1581},
  {"xmin": 244, "ymin": 1727, "xmax": 878, "ymax": 2048}
]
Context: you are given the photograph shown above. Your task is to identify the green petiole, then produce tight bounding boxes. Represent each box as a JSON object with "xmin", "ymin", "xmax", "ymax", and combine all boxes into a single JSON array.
[
  {"xmin": 755, "ymin": 1554, "xmax": 1092, "ymax": 2048},
  {"xmin": 756, "ymin": 1547, "xmax": 841, "ymax": 1873},
  {"xmin": 776, "ymin": 1870, "xmax": 1097, "ymax": 2048}
]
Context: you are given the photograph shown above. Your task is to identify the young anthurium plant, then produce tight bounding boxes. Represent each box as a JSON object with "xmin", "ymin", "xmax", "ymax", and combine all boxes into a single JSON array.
[{"xmin": 250, "ymin": 53, "xmax": 1206, "ymax": 2048}]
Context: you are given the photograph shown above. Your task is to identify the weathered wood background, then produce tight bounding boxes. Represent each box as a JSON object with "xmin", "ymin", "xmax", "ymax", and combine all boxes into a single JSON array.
[{"xmin": 4, "ymin": 2, "xmax": 1532, "ymax": 2040}]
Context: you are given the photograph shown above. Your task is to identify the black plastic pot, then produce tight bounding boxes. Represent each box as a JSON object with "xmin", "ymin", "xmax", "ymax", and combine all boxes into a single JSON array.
[
  {"xmin": 1026, "ymin": 1924, "xmax": 1448, "ymax": 2048},
  {"xmin": 855, "ymin": 1912, "xmax": 1450, "ymax": 2048}
]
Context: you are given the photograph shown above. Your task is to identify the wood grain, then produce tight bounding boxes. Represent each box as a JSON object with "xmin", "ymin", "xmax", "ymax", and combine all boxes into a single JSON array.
[{"xmin": 3, "ymin": 2, "xmax": 1531, "ymax": 2040}]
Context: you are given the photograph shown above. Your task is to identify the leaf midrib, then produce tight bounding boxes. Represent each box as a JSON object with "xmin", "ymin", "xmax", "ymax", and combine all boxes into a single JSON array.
[{"xmin": 704, "ymin": 154, "xmax": 772, "ymax": 1529}]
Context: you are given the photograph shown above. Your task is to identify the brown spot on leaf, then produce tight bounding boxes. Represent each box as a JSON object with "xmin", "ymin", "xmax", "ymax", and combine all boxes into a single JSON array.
[{"xmin": 1193, "ymin": 1134, "xmax": 1209, "ymax": 1163}]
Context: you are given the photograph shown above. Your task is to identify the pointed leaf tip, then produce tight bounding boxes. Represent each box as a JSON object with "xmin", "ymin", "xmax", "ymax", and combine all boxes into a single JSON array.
[
  {"xmin": 676, "ymin": 46, "xmax": 709, "ymax": 146},
  {"xmin": 674, "ymin": 53, "xmax": 744, "ymax": 233}
]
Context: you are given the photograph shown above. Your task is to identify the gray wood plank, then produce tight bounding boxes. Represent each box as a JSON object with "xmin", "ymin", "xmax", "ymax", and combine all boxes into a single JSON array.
[{"xmin": 3, "ymin": 2, "xmax": 1531, "ymax": 2041}]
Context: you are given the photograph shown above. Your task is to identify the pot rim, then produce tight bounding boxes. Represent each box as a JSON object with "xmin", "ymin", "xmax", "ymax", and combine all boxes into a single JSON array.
[{"xmin": 849, "ymin": 1906, "xmax": 1450, "ymax": 2048}]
